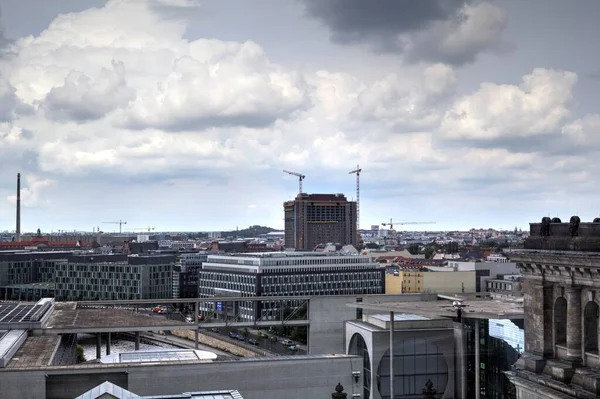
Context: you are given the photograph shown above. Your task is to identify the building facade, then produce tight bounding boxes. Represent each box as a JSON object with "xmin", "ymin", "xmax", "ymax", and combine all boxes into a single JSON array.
[
  {"xmin": 199, "ymin": 252, "xmax": 384, "ymax": 321},
  {"xmin": 0, "ymin": 251, "xmax": 72, "ymax": 301},
  {"xmin": 384, "ymin": 271, "xmax": 424, "ymax": 294},
  {"xmin": 506, "ymin": 216, "xmax": 600, "ymax": 398},
  {"xmin": 54, "ymin": 254, "xmax": 175, "ymax": 300},
  {"xmin": 284, "ymin": 193, "xmax": 358, "ymax": 250},
  {"xmin": 178, "ymin": 252, "xmax": 210, "ymax": 298}
]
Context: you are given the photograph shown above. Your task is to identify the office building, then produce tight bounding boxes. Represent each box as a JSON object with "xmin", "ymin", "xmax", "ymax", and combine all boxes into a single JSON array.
[
  {"xmin": 54, "ymin": 254, "xmax": 175, "ymax": 300},
  {"xmin": 199, "ymin": 252, "xmax": 384, "ymax": 321},
  {"xmin": 507, "ymin": 216, "xmax": 600, "ymax": 398},
  {"xmin": 178, "ymin": 252, "xmax": 210, "ymax": 298},
  {"xmin": 284, "ymin": 193, "xmax": 357, "ymax": 250},
  {"xmin": 0, "ymin": 251, "xmax": 72, "ymax": 301}
]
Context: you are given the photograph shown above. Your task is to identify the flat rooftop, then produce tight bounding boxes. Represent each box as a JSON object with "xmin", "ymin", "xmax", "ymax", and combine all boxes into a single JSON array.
[
  {"xmin": 349, "ymin": 296, "xmax": 524, "ymax": 320},
  {"xmin": 43, "ymin": 302, "xmax": 191, "ymax": 333},
  {"xmin": 100, "ymin": 349, "xmax": 217, "ymax": 364},
  {"xmin": 5, "ymin": 336, "xmax": 60, "ymax": 368}
]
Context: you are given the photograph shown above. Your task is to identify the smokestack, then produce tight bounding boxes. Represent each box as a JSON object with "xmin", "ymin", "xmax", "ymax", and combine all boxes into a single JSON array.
[{"xmin": 16, "ymin": 173, "xmax": 21, "ymax": 242}]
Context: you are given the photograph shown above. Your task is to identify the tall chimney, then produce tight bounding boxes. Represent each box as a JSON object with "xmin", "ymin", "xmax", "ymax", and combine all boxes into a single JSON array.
[{"xmin": 16, "ymin": 173, "xmax": 21, "ymax": 242}]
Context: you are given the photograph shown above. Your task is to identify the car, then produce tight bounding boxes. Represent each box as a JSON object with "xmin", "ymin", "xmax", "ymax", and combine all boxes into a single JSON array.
[
  {"xmin": 228, "ymin": 331, "xmax": 237, "ymax": 338},
  {"xmin": 288, "ymin": 345, "xmax": 298, "ymax": 351},
  {"xmin": 210, "ymin": 327, "xmax": 218, "ymax": 333},
  {"xmin": 281, "ymin": 339, "xmax": 293, "ymax": 345},
  {"xmin": 236, "ymin": 334, "xmax": 245, "ymax": 341},
  {"xmin": 248, "ymin": 338, "xmax": 258, "ymax": 345}
]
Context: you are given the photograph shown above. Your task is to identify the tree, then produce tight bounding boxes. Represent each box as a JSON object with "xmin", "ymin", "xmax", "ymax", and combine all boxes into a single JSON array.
[
  {"xmin": 76, "ymin": 345, "xmax": 86, "ymax": 363},
  {"xmin": 242, "ymin": 328, "xmax": 249, "ymax": 339},
  {"xmin": 407, "ymin": 244, "xmax": 421, "ymax": 255},
  {"xmin": 446, "ymin": 241, "xmax": 459, "ymax": 254}
]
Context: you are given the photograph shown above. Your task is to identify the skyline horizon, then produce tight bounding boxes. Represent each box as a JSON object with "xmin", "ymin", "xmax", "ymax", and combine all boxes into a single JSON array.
[{"xmin": 2, "ymin": 1, "xmax": 600, "ymax": 234}]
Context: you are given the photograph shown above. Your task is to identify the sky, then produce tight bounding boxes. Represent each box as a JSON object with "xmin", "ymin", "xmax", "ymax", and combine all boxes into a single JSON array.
[{"xmin": 1, "ymin": 0, "xmax": 600, "ymax": 233}]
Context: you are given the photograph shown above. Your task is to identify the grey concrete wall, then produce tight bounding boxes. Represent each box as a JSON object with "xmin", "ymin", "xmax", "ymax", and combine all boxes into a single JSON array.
[
  {"xmin": 0, "ymin": 370, "xmax": 46, "ymax": 398},
  {"xmin": 0, "ymin": 355, "xmax": 361, "ymax": 399},
  {"xmin": 127, "ymin": 356, "xmax": 361, "ymax": 399},
  {"xmin": 308, "ymin": 294, "xmax": 438, "ymax": 355}
]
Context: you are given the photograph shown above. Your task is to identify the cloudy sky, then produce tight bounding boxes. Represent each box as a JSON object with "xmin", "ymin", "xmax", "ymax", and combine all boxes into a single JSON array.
[{"xmin": 1, "ymin": 0, "xmax": 599, "ymax": 233}]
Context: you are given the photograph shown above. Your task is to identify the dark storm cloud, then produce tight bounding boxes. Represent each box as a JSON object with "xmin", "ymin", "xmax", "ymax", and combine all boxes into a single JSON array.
[{"xmin": 301, "ymin": 0, "xmax": 467, "ymax": 51}]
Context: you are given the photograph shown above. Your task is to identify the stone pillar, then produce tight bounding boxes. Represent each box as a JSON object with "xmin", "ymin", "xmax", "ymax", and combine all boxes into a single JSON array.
[
  {"xmin": 134, "ymin": 332, "xmax": 140, "ymax": 350},
  {"xmin": 106, "ymin": 332, "xmax": 111, "ymax": 356},
  {"xmin": 96, "ymin": 333, "xmax": 101, "ymax": 359},
  {"xmin": 566, "ymin": 286, "xmax": 582, "ymax": 362},
  {"xmin": 523, "ymin": 279, "xmax": 554, "ymax": 357}
]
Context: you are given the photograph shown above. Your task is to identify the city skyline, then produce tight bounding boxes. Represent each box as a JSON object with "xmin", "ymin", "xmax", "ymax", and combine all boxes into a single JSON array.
[{"xmin": 1, "ymin": 0, "xmax": 600, "ymax": 232}]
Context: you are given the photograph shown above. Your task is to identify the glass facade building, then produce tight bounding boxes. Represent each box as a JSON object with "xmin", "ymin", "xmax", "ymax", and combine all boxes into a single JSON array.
[{"xmin": 465, "ymin": 319, "xmax": 523, "ymax": 399}]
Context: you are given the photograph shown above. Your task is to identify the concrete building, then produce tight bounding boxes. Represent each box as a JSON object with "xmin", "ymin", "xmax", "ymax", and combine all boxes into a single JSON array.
[
  {"xmin": 347, "ymin": 296, "xmax": 524, "ymax": 399},
  {"xmin": 384, "ymin": 271, "xmax": 424, "ymax": 294},
  {"xmin": 284, "ymin": 193, "xmax": 358, "ymax": 250},
  {"xmin": 423, "ymin": 271, "xmax": 476, "ymax": 294},
  {"xmin": 54, "ymin": 254, "xmax": 175, "ymax": 300},
  {"xmin": 506, "ymin": 216, "xmax": 600, "ymax": 398},
  {"xmin": 199, "ymin": 252, "xmax": 384, "ymax": 321},
  {"xmin": 0, "ymin": 251, "xmax": 72, "ymax": 301},
  {"xmin": 433, "ymin": 261, "xmax": 519, "ymax": 292},
  {"xmin": 485, "ymin": 275, "xmax": 522, "ymax": 295}
]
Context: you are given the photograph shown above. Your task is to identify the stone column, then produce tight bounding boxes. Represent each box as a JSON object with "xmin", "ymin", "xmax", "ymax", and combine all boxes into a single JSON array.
[
  {"xmin": 134, "ymin": 332, "xmax": 140, "ymax": 350},
  {"xmin": 106, "ymin": 332, "xmax": 111, "ymax": 356},
  {"xmin": 566, "ymin": 286, "xmax": 582, "ymax": 361},
  {"xmin": 96, "ymin": 333, "xmax": 101, "ymax": 359}
]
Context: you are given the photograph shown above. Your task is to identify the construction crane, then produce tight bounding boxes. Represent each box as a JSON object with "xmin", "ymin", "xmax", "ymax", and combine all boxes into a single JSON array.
[
  {"xmin": 283, "ymin": 170, "xmax": 306, "ymax": 194},
  {"xmin": 283, "ymin": 169, "xmax": 306, "ymax": 249},
  {"xmin": 102, "ymin": 220, "xmax": 127, "ymax": 234},
  {"xmin": 132, "ymin": 227, "xmax": 155, "ymax": 232},
  {"xmin": 349, "ymin": 165, "xmax": 362, "ymax": 246},
  {"xmin": 381, "ymin": 218, "xmax": 436, "ymax": 247}
]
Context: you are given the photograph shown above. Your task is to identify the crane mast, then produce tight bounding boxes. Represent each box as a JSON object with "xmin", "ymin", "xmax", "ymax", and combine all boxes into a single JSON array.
[
  {"xmin": 102, "ymin": 220, "xmax": 127, "ymax": 234},
  {"xmin": 349, "ymin": 165, "xmax": 362, "ymax": 247},
  {"xmin": 283, "ymin": 170, "xmax": 306, "ymax": 249}
]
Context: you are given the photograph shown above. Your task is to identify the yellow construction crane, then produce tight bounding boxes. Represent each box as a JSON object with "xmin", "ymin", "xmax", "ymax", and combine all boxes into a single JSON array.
[
  {"xmin": 283, "ymin": 169, "xmax": 306, "ymax": 249},
  {"xmin": 102, "ymin": 220, "xmax": 127, "ymax": 234},
  {"xmin": 381, "ymin": 218, "xmax": 436, "ymax": 247},
  {"xmin": 349, "ymin": 165, "xmax": 362, "ymax": 246}
]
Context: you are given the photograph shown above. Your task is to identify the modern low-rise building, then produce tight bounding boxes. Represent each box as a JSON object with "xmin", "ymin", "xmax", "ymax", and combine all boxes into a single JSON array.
[
  {"xmin": 54, "ymin": 254, "xmax": 175, "ymax": 300},
  {"xmin": 0, "ymin": 251, "xmax": 72, "ymax": 300},
  {"xmin": 347, "ymin": 295, "xmax": 524, "ymax": 399},
  {"xmin": 199, "ymin": 252, "xmax": 384, "ymax": 321}
]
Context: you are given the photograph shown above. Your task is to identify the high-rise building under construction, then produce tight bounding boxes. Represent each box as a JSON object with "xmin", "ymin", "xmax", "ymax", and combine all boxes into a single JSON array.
[{"xmin": 284, "ymin": 193, "xmax": 358, "ymax": 250}]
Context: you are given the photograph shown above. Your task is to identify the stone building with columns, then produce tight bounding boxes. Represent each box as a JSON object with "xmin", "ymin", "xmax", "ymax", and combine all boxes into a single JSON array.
[{"xmin": 506, "ymin": 216, "xmax": 600, "ymax": 398}]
